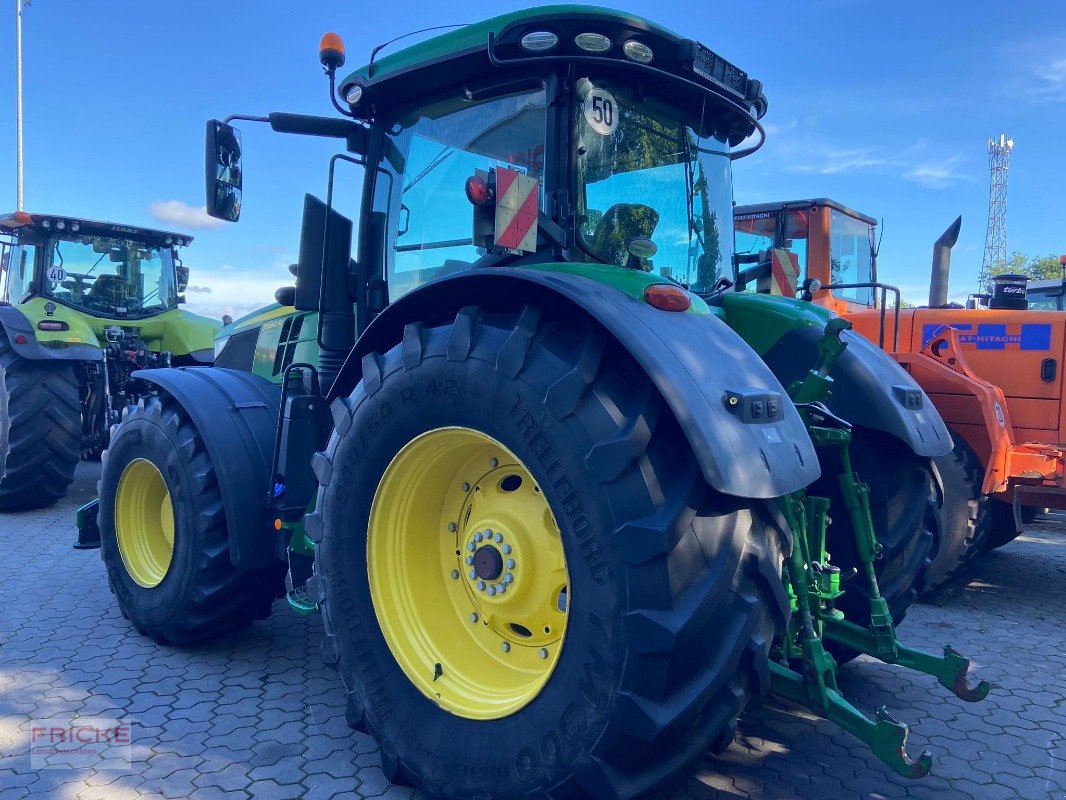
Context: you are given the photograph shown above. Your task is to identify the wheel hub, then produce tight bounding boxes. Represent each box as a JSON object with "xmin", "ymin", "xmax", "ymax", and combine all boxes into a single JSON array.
[{"xmin": 472, "ymin": 544, "xmax": 504, "ymax": 581}]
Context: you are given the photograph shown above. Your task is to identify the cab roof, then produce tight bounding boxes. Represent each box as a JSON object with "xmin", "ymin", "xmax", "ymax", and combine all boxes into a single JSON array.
[
  {"xmin": 0, "ymin": 212, "xmax": 193, "ymax": 246},
  {"xmin": 339, "ymin": 5, "xmax": 767, "ymax": 145},
  {"xmin": 735, "ymin": 198, "xmax": 878, "ymax": 227}
]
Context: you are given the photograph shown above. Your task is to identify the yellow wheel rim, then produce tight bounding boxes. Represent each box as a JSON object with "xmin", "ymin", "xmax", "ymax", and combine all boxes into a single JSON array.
[
  {"xmin": 115, "ymin": 458, "xmax": 175, "ymax": 588},
  {"xmin": 368, "ymin": 427, "xmax": 570, "ymax": 720}
]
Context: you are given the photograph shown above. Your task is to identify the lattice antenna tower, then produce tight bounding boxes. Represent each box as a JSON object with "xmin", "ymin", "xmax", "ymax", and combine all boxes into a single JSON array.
[{"xmin": 979, "ymin": 133, "xmax": 1014, "ymax": 292}]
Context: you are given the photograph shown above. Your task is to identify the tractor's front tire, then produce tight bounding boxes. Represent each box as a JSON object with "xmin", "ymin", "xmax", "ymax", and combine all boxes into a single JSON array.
[
  {"xmin": 310, "ymin": 307, "xmax": 789, "ymax": 800},
  {"xmin": 817, "ymin": 429, "xmax": 935, "ymax": 641},
  {"xmin": 98, "ymin": 397, "xmax": 284, "ymax": 644},
  {"xmin": 923, "ymin": 432, "xmax": 990, "ymax": 596},
  {"xmin": 0, "ymin": 329, "xmax": 81, "ymax": 511}
]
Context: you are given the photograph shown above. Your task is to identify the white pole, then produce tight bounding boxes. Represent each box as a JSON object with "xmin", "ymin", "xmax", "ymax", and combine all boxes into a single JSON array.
[{"xmin": 15, "ymin": 0, "xmax": 24, "ymax": 210}]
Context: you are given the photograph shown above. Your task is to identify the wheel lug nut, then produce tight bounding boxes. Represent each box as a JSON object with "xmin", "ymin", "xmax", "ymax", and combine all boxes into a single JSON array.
[
  {"xmin": 501, "ymin": 642, "xmax": 511, "ymax": 653},
  {"xmin": 448, "ymin": 522, "xmax": 457, "ymax": 532},
  {"xmin": 470, "ymin": 612, "xmax": 479, "ymax": 623},
  {"xmin": 461, "ymin": 482, "xmax": 471, "ymax": 492},
  {"xmin": 487, "ymin": 586, "xmax": 496, "ymax": 597},
  {"xmin": 506, "ymin": 559, "xmax": 515, "ymax": 569},
  {"xmin": 450, "ymin": 569, "xmax": 460, "ymax": 580},
  {"xmin": 483, "ymin": 528, "xmax": 492, "ymax": 537},
  {"xmin": 504, "ymin": 573, "xmax": 514, "ymax": 584},
  {"xmin": 467, "ymin": 543, "xmax": 476, "ymax": 552},
  {"xmin": 477, "ymin": 580, "xmax": 486, "ymax": 591},
  {"xmin": 468, "ymin": 569, "xmax": 477, "ymax": 579},
  {"xmin": 489, "ymin": 458, "xmax": 499, "ymax": 468},
  {"xmin": 502, "ymin": 544, "xmax": 512, "ymax": 555},
  {"xmin": 474, "ymin": 532, "xmax": 483, "ymax": 542},
  {"xmin": 494, "ymin": 532, "xmax": 503, "ymax": 543},
  {"xmin": 496, "ymin": 584, "xmax": 506, "ymax": 594},
  {"xmin": 539, "ymin": 648, "xmax": 548, "ymax": 659},
  {"xmin": 465, "ymin": 556, "xmax": 474, "ymax": 565}
]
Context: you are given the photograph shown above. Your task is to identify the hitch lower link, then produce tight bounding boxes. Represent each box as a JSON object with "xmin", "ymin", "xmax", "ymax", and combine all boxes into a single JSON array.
[
  {"xmin": 771, "ymin": 437, "xmax": 989, "ymax": 778},
  {"xmin": 770, "ymin": 319, "xmax": 988, "ymax": 778}
]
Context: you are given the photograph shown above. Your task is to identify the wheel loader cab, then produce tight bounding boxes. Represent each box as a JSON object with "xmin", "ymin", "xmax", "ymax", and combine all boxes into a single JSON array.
[{"xmin": 734, "ymin": 199, "xmax": 878, "ymax": 311}]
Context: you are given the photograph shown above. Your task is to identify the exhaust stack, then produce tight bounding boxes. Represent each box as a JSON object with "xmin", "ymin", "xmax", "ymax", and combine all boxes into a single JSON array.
[{"xmin": 929, "ymin": 216, "xmax": 962, "ymax": 308}]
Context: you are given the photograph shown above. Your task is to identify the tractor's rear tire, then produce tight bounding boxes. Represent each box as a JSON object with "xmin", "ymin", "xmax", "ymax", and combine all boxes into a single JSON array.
[
  {"xmin": 922, "ymin": 432, "xmax": 990, "ymax": 596},
  {"xmin": 0, "ymin": 329, "xmax": 81, "ymax": 510},
  {"xmin": 310, "ymin": 307, "xmax": 790, "ymax": 800},
  {"xmin": 98, "ymin": 396, "xmax": 284, "ymax": 644},
  {"xmin": 816, "ymin": 429, "xmax": 935, "ymax": 654}
]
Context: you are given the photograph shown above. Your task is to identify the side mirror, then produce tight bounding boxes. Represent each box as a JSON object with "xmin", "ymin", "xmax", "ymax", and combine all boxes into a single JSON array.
[
  {"xmin": 275, "ymin": 286, "xmax": 296, "ymax": 307},
  {"xmin": 205, "ymin": 120, "xmax": 243, "ymax": 222},
  {"xmin": 798, "ymin": 277, "xmax": 822, "ymax": 302},
  {"xmin": 176, "ymin": 263, "xmax": 190, "ymax": 293},
  {"xmin": 625, "ymin": 236, "xmax": 657, "ymax": 271}
]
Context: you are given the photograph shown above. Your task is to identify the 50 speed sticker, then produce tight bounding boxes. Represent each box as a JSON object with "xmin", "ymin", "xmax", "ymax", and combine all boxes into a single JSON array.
[{"xmin": 583, "ymin": 88, "xmax": 619, "ymax": 135}]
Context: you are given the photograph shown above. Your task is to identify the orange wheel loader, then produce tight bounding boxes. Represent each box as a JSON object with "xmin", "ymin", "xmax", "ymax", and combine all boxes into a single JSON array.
[{"xmin": 734, "ymin": 199, "xmax": 1066, "ymax": 593}]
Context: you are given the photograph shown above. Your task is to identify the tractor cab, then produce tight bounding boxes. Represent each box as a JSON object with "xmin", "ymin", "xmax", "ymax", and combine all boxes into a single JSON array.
[
  {"xmin": 0, "ymin": 211, "xmax": 192, "ymax": 319},
  {"xmin": 733, "ymin": 198, "xmax": 879, "ymax": 312},
  {"xmin": 205, "ymin": 8, "xmax": 769, "ymax": 378}
]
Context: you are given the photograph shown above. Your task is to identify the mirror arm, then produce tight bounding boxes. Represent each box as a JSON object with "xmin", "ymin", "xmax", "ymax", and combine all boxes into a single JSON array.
[
  {"xmin": 223, "ymin": 114, "xmax": 270, "ymax": 125},
  {"xmin": 267, "ymin": 112, "xmax": 369, "ymax": 155}
]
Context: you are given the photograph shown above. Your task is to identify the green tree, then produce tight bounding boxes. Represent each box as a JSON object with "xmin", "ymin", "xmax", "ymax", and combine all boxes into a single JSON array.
[{"xmin": 991, "ymin": 252, "xmax": 1065, "ymax": 281}]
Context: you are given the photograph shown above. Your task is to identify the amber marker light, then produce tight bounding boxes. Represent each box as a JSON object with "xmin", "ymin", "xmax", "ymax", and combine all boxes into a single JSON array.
[
  {"xmin": 12, "ymin": 210, "xmax": 32, "ymax": 224},
  {"xmin": 319, "ymin": 32, "xmax": 346, "ymax": 70},
  {"xmin": 644, "ymin": 284, "xmax": 692, "ymax": 312}
]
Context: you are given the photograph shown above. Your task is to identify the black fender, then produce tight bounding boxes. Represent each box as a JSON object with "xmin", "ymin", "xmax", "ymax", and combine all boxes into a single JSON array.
[
  {"xmin": 0, "ymin": 305, "xmax": 102, "ymax": 361},
  {"xmin": 761, "ymin": 326, "xmax": 952, "ymax": 458},
  {"xmin": 130, "ymin": 366, "xmax": 281, "ymax": 570},
  {"xmin": 332, "ymin": 269, "xmax": 821, "ymax": 500}
]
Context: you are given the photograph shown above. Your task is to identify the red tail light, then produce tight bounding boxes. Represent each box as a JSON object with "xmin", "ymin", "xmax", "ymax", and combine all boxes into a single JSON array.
[{"xmin": 465, "ymin": 175, "xmax": 493, "ymax": 206}]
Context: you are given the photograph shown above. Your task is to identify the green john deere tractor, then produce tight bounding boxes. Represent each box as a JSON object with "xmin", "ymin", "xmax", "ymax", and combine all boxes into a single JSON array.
[
  {"xmin": 0, "ymin": 212, "xmax": 218, "ymax": 510},
  {"xmin": 82, "ymin": 7, "xmax": 989, "ymax": 796}
]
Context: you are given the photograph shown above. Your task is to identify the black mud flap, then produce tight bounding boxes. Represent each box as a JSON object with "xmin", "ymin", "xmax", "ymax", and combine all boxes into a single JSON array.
[
  {"xmin": 762, "ymin": 326, "xmax": 952, "ymax": 458},
  {"xmin": 336, "ymin": 269, "xmax": 821, "ymax": 500},
  {"xmin": 0, "ymin": 305, "xmax": 102, "ymax": 362},
  {"xmin": 130, "ymin": 367, "xmax": 281, "ymax": 570}
]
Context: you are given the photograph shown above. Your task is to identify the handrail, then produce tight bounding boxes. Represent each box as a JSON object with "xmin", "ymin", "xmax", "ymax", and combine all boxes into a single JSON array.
[{"xmin": 822, "ymin": 282, "xmax": 901, "ymax": 352}]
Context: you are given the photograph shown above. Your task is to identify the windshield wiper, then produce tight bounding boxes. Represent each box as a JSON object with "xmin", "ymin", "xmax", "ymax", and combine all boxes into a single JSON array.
[{"xmin": 403, "ymin": 144, "xmax": 454, "ymax": 194}]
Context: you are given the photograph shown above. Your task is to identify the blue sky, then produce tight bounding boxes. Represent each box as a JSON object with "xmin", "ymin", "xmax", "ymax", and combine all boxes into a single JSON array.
[{"xmin": 2, "ymin": 0, "xmax": 1065, "ymax": 317}]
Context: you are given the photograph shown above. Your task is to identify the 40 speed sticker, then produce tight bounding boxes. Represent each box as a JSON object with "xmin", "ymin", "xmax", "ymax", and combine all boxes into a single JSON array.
[{"xmin": 583, "ymin": 87, "xmax": 619, "ymax": 135}]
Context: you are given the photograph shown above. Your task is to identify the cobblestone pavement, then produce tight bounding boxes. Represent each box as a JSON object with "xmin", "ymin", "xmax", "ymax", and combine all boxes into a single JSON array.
[{"xmin": 1, "ymin": 462, "xmax": 1063, "ymax": 800}]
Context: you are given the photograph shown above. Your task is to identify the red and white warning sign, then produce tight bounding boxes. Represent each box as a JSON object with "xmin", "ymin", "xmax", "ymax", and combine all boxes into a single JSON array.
[
  {"xmin": 769, "ymin": 248, "xmax": 800, "ymax": 296},
  {"xmin": 494, "ymin": 167, "xmax": 539, "ymax": 253}
]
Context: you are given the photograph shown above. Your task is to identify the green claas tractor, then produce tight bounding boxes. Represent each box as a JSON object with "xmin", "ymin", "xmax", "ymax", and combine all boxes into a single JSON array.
[
  {"xmin": 81, "ymin": 7, "xmax": 990, "ymax": 796},
  {"xmin": 0, "ymin": 212, "xmax": 219, "ymax": 510}
]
